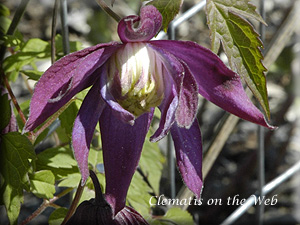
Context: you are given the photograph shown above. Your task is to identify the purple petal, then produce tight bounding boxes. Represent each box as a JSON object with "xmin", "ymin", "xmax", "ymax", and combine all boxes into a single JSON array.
[
  {"xmin": 72, "ymin": 80, "xmax": 106, "ymax": 184},
  {"xmin": 100, "ymin": 107, "xmax": 153, "ymax": 215},
  {"xmin": 24, "ymin": 42, "xmax": 121, "ymax": 132},
  {"xmin": 115, "ymin": 206, "xmax": 149, "ymax": 225},
  {"xmin": 99, "ymin": 64, "xmax": 135, "ymax": 125},
  {"xmin": 150, "ymin": 84, "xmax": 178, "ymax": 142},
  {"xmin": 151, "ymin": 40, "xmax": 273, "ymax": 129},
  {"xmin": 147, "ymin": 44, "xmax": 186, "ymax": 142},
  {"xmin": 118, "ymin": 5, "xmax": 162, "ymax": 43},
  {"xmin": 170, "ymin": 120, "xmax": 203, "ymax": 198},
  {"xmin": 175, "ymin": 61, "xmax": 199, "ymax": 128}
]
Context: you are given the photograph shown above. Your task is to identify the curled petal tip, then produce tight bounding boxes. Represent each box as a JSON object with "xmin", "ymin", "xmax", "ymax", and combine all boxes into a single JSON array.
[{"xmin": 118, "ymin": 5, "xmax": 162, "ymax": 43}]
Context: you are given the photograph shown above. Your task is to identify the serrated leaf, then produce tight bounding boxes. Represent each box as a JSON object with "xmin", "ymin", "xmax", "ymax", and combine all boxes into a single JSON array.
[
  {"xmin": 127, "ymin": 172, "xmax": 153, "ymax": 216},
  {"xmin": 0, "ymin": 93, "xmax": 11, "ymax": 131},
  {"xmin": 36, "ymin": 147, "xmax": 79, "ymax": 180},
  {"xmin": 0, "ymin": 132, "xmax": 36, "ymax": 224},
  {"xmin": 29, "ymin": 170, "xmax": 56, "ymax": 199},
  {"xmin": 58, "ymin": 173, "xmax": 81, "ymax": 188},
  {"xmin": 49, "ymin": 208, "xmax": 68, "ymax": 225},
  {"xmin": 147, "ymin": 0, "xmax": 183, "ymax": 32},
  {"xmin": 206, "ymin": 0, "xmax": 270, "ymax": 118}
]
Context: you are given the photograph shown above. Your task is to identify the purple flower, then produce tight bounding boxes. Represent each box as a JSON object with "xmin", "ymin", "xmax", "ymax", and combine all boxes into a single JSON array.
[{"xmin": 24, "ymin": 5, "xmax": 273, "ymax": 216}]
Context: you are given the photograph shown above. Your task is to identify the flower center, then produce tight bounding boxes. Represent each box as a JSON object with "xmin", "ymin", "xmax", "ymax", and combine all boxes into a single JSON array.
[{"xmin": 107, "ymin": 42, "xmax": 164, "ymax": 117}]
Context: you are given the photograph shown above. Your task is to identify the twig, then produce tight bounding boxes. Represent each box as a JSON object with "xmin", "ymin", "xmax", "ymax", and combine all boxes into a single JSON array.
[
  {"xmin": 19, "ymin": 188, "xmax": 73, "ymax": 225},
  {"xmin": 61, "ymin": 179, "xmax": 85, "ymax": 225},
  {"xmin": 96, "ymin": 0, "xmax": 121, "ymax": 22}
]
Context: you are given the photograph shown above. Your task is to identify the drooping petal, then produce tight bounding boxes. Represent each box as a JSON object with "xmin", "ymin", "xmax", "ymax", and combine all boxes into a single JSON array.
[
  {"xmin": 175, "ymin": 61, "xmax": 199, "ymax": 128},
  {"xmin": 99, "ymin": 107, "xmax": 153, "ymax": 215},
  {"xmin": 150, "ymin": 84, "xmax": 178, "ymax": 142},
  {"xmin": 24, "ymin": 42, "xmax": 121, "ymax": 132},
  {"xmin": 147, "ymin": 44, "xmax": 185, "ymax": 142},
  {"xmin": 118, "ymin": 5, "xmax": 162, "ymax": 43},
  {"xmin": 100, "ymin": 64, "xmax": 135, "ymax": 125},
  {"xmin": 72, "ymin": 80, "xmax": 106, "ymax": 184},
  {"xmin": 170, "ymin": 120, "xmax": 203, "ymax": 198},
  {"xmin": 151, "ymin": 40, "xmax": 274, "ymax": 129}
]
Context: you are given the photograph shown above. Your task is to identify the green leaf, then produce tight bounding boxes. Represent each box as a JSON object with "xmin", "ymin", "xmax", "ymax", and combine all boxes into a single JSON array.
[
  {"xmin": 127, "ymin": 172, "xmax": 153, "ymax": 216},
  {"xmin": 58, "ymin": 173, "xmax": 81, "ymax": 188},
  {"xmin": 206, "ymin": 0, "xmax": 270, "ymax": 118},
  {"xmin": 36, "ymin": 147, "xmax": 79, "ymax": 180},
  {"xmin": 49, "ymin": 207, "xmax": 68, "ymax": 225},
  {"xmin": 151, "ymin": 208, "xmax": 194, "ymax": 225},
  {"xmin": 0, "ymin": 132, "xmax": 36, "ymax": 224},
  {"xmin": 1, "ymin": 185, "xmax": 23, "ymax": 225},
  {"xmin": 0, "ymin": 93, "xmax": 11, "ymax": 131},
  {"xmin": 21, "ymin": 70, "xmax": 44, "ymax": 81},
  {"xmin": 59, "ymin": 102, "xmax": 78, "ymax": 138},
  {"xmin": 139, "ymin": 135, "xmax": 165, "ymax": 194},
  {"xmin": 29, "ymin": 170, "xmax": 56, "ymax": 199},
  {"xmin": 147, "ymin": 0, "xmax": 183, "ymax": 32}
]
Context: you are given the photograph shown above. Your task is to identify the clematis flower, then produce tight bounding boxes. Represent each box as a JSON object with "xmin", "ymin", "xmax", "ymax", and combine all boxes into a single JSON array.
[
  {"xmin": 65, "ymin": 170, "xmax": 148, "ymax": 225},
  {"xmin": 24, "ymin": 5, "xmax": 273, "ymax": 217}
]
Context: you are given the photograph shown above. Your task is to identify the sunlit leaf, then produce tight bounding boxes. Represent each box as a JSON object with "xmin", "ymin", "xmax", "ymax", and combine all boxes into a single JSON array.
[
  {"xmin": 36, "ymin": 147, "xmax": 79, "ymax": 180},
  {"xmin": 206, "ymin": 0, "xmax": 270, "ymax": 118},
  {"xmin": 147, "ymin": 0, "xmax": 183, "ymax": 32},
  {"xmin": 29, "ymin": 170, "xmax": 56, "ymax": 199}
]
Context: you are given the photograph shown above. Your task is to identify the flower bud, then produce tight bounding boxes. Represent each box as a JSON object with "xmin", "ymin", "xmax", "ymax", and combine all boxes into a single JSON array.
[
  {"xmin": 107, "ymin": 42, "xmax": 164, "ymax": 117},
  {"xmin": 65, "ymin": 171, "xmax": 149, "ymax": 225}
]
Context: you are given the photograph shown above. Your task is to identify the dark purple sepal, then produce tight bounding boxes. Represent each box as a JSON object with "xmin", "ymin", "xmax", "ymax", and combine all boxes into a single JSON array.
[
  {"xmin": 170, "ymin": 120, "xmax": 203, "ymax": 198},
  {"xmin": 24, "ymin": 43, "xmax": 121, "ymax": 132},
  {"xmin": 99, "ymin": 107, "xmax": 153, "ymax": 215},
  {"xmin": 151, "ymin": 40, "xmax": 274, "ymax": 129},
  {"xmin": 72, "ymin": 79, "xmax": 106, "ymax": 184},
  {"xmin": 118, "ymin": 5, "xmax": 162, "ymax": 43},
  {"xmin": 175, "ymin": 61, "xmax": 199, "ymax": 129}
]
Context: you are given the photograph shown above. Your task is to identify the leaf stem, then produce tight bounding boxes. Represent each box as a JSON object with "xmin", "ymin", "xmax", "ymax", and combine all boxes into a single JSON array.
[
  {"xmin": 96, "ymin": 0, "xmax": 121, "ymax": 22},
  {"xmin": 61, "ymin": 179, "xmax": 85, "ymax": 225},
  {"xmin": 18, "ymin": 188, "xmax": 73, "ymax": 225},
  {"xmin": 34, "ymin": 98, "xmax": 75, "ymax": 140},
  {"xmin": 0, "ymin": 67, "xmax": 34, "ymax": 140}
]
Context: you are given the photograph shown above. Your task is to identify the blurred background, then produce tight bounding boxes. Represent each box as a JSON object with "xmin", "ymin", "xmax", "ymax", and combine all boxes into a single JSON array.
[{"xmin": 1, "ymin": 0, "xmax": 300, "ymax": 224}]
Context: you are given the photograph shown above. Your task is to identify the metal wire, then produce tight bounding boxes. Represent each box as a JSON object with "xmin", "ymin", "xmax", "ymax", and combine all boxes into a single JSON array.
[
  {"xmin": 221, "ymin": 160, "xmax": 300, "ymax": 225},
  {"xmin": 257, "ymin": 0, "xmax": 266, "ymax": 224},
  {"xmin": 155, "ymin": 0, "xmax": 206, "ymax": 40},
  {"xmin": 60, "ymin": 0, "xmax": 70, "ymax": 55}
]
